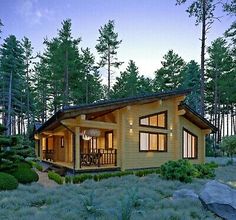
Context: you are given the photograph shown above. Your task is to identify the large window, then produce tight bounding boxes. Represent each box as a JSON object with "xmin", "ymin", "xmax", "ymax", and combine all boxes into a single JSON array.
[
  {"xmin": 139, "ymin": 111, "xmax": 167, "ymax": 129},
  {"xmin": 139, "ymin": 132, "xmax": 167, "ymax": 152},
  {"xmin": 183, "ymin": 128, "xmax": 198, "ymax": 159}
]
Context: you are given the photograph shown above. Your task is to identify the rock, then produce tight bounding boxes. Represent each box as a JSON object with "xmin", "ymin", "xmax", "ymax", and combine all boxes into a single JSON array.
[
  {"xmin": 173, "ymin": 189, "xmax": 199, "ymax": 200},
  {"xmin": 199, "ymin": 180, "xmax": 236, "ymax": 220}
]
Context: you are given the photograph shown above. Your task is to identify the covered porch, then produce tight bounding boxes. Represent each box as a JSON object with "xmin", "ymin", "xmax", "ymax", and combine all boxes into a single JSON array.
[{"xmin": 35, "ymin": 114, "xmax": 119, "ymax": 171}]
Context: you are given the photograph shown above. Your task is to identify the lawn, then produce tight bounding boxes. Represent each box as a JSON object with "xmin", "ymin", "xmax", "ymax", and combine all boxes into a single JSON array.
[{"xmin": 1, "ymin": 165, "xmax": 235, "ymax": 220}]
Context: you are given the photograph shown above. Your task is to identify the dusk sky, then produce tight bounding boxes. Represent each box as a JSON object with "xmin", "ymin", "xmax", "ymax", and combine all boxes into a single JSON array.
[{"xmin": 0, "ymin": 0, "xmax": 234, "ymax": 81}]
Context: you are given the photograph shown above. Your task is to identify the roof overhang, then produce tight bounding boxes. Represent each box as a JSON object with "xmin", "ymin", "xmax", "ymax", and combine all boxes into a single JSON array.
[{"xmin": 179, "ymin": 103, "xmax": 217, "ymax": 133}]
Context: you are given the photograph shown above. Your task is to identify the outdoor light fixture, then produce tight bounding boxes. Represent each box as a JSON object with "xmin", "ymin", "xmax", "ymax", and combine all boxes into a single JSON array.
[
  {"xmin": 82, "ymin": 130, "xmax": 92, "ymax": 141},
  {"xmin": 170, "ymin": 126, "xmax": 173, "ymax": 137},
  {"xmin": 129, "ymin": 121, "xmax": 133, "ymax": 133}
]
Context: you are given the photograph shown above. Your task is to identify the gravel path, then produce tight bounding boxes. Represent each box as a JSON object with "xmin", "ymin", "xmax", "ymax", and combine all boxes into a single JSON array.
[{"xmin": 36, "ymin": 171, "xmax": 58, "ymax": 187}]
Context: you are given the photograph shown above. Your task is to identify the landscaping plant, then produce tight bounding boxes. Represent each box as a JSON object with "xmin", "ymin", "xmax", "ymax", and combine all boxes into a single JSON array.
[
  {"xmin": 48, "ymin": 171, "xmax": 63, "ymax": 184},
  {"xmin": 0, "ymin": 172, "xmax": 18, "ymax": 190}
]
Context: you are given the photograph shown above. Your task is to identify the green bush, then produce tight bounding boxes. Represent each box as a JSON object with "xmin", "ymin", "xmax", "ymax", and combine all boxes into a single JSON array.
[
  {"xmin": 48, "ymin": 171, "xmax": 63, "ymax": 185},
  {"xmin": 194, "ymin": 164, "xmax": 215, "ymax": 179},
  {"xmin": 220, "ymin": 135, "xmax": 236, "ymax": 158},
  {"xmin": 29, "ymin": 161, "xmax": 43, "ymax": 171},
  {"xmin": 205, "ymin": 161, "xmax": 218, "ymax": 169},
  {"xmin": 160, "ymin": 160, "xmax": 196, "ymax": 183},
  {"xmin": 73, "ymin": 174, "xmax": 93, "ymax": 184},
  {"xmin": 65, "ymin": 176, "xmax": 72, "ymax": 184},
  {"xmin": 11, "ymin": 167, "xmax": 39, "ymax": 184},
  {"xmin": 17, "ymin": 161, "xmax": 32, "ymax": 169},
  {"xmin": 0, "ymin": 172, "xmax": 18, "ymax": 190},
  {"xmin": 134, "ymin": 169, "xmax": 159, "ymax": 177}
]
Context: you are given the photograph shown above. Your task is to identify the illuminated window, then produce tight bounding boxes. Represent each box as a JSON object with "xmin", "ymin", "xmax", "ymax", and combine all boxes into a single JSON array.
[
  {"xmin": 183, "ymin": 129, "xmax": 197, "ymax": 159},
  {"xmin": 105, "ymin": 131, "xmax": 113, "ymax": 149},
  {"xmin": 139, "ymin": 111, "xmax": 167, "ymax": 129},
  {"xmin": 139, "ymin": 132, "xmax": 167, "ymax": 152}
]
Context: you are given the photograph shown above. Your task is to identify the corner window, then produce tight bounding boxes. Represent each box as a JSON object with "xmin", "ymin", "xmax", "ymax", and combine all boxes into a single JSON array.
[
  {"xmin": 139, "ymin": 111, "xmax": 167, "ymax": 129},
  {"xmin": 183, "ymin": 128, "xmax": 198, "ymax": 159},
  {"xmin": 139, "ymin": 132, "xmax": 167, "ymax": 152}
]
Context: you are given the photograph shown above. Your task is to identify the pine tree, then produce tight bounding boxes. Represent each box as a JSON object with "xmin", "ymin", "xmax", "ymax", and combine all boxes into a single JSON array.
[
  {"xmin": 96, "ymin": 20, "xmax": 123, "ymax": 96},
  {"xmin": 111, "ymin": 60, "xmax": 152, "ymax": 99},
  {"xmin": 79, "ymin": 48, "xmax": 103, "ymax": 104},
  {"xmin": 181, "ymin": 60, "xmax": 201, "ymax": 112},
  {"xmin": 206, "ymin": 38, "xmax": 234, "ymax": 144},
  {"xmin": 176, "ymin": 0, "xmax": 218, "ymax": 116},
  {"xmin": 111, "ymin": 60, "xmax": 139, "ymax": 99},
  {"xmin": 0, "ymin": 35, "xmax": 25, "ymax": 135},
  {"xmin": 0, "ymin": 19, "xmax": 3, "ymax": 38},
  {"xmin": 22, "ymin": 37, "xmax": 34, "ymax": 137},
  {"xmin": 153, "ymin": 50, "xmax": 185, "ymax": 91},
  {"xmin": 0, "ymin": 124, "xmax": 18, "ymax": 171}
]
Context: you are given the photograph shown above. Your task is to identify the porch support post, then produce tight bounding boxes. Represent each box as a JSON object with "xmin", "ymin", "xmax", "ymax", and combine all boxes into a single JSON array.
[
  {"xmin": 75, "ymin": 127, "xmax": 80, "ymax": 170},
  {"xmin": 39, "ymin": 134, "xmax": 43, "ymax": 161}
]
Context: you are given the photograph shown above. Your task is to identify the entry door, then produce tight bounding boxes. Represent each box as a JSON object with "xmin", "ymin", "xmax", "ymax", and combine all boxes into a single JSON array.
[{"xmin": 80, "ymin": 138, "xmax": 97, "ymax": 153}]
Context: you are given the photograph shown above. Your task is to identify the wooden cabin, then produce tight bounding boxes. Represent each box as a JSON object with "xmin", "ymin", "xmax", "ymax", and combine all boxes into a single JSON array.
[{"xmin": 34, "ymin": 89, "xmax": 216, "ymax": 172}]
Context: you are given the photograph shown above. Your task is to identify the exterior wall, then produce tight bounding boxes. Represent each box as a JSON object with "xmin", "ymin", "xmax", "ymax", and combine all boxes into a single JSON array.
[
  {"xmin": 119, "ymin": 98, "xmax": 206, "ymax": 170},
  {"xmin": 120, "ymin": 99, "xmax": 175, "ymax": 170},
  {"xmin": 179, "ymin": 116, "xmax": 205, "ymax": 164}
]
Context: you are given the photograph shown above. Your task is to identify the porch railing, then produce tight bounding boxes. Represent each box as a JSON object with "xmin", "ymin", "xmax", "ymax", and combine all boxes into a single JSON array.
[
  {"xmin": 80, "ymin": 149, "xmax": 117, "ymax": 167},
  {"xmin": 42, "ymin": 150, "xmax": 54, "ymax": 161}
]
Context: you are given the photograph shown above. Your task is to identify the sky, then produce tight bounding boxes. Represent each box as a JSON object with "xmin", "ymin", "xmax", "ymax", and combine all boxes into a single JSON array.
[{"xmin": 0, "ymin": 0, "xmax": 234, "ymax": 82}]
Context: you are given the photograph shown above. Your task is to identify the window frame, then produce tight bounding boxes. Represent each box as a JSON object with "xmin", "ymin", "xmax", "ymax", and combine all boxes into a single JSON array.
[
  {"xmin": 182, "ymin": 128, "xmax": 198, "ymax": 159},
  {"xmin": 139, "ymin": 131, "xmax": 167, "ymax": 152},
  {"xmin": 105, "ymin": 131, "xmax": 113, "ymax": 150},
  {"xmin": 139, "ymin": 111, "xmax": 168, "ymax": 129}
]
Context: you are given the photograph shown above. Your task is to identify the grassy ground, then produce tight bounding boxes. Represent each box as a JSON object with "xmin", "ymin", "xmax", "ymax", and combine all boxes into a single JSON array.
[{"xmin": 1, "ymin": 165, "xmax": 235, "ymax": 220}]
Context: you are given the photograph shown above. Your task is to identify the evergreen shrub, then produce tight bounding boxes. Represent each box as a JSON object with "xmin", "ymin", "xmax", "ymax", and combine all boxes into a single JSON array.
[{"xmin": 0, "ymin": 172, "xmax": 18, "ymax": 190}]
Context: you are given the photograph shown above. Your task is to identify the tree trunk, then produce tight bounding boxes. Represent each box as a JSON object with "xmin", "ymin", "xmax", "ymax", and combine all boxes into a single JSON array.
[
  {"xmin": 63, "ymin": 48, "xmax": 69, "ymax": 107},
  {"xmin": 6, "ymin": 71, "xmax": 13, "ymax": 135},
  {"xmin": 107, "ymin": 46, "xmax": 111, "ymax": 97},
  {"xmin": 26, "ymin": 59, "xmax": 30, "ymax": 138},
  {"xmin": 200, "ymin": 0, "xmax": 206, "ymax": 116}
]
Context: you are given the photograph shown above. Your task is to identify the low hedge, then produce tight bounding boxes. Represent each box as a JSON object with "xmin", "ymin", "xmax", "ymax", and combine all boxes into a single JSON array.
[
  {"xmin": 48, "ymin": 171, "xmax": 63, "ymax": 185},
  {"xmin": 29, "ymin": 161, "xmax": 43, "ymax": 171},
  {"xmin": 0, "ymin": 172, "xmax": 18, "ymax": 190},
  {"xmin": 11, "ymin": 167, "xmax": 39, "ymax": 184},
  {"xmin": 67, "ymin": 168, "xmax": 160, "ymax": 184}
]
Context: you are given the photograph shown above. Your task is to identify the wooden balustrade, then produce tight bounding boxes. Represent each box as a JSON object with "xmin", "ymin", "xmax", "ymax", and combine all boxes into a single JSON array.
[{"xmin": 80, "ymin": 149, "xmax": 117, "ymax": 167}]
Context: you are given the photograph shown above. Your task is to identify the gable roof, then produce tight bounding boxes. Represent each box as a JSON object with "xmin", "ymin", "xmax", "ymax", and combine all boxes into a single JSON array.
[{"xmin": 36, "ymin": 89, "xmax": 216, "ymax": 133}]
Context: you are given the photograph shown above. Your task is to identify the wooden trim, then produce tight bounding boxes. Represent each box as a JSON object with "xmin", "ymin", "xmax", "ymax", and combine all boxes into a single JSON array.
[
  {"xmin": 139, "ymin": 131, "xmax": 167, "ymax": 152},
  {"xmin": 139, "ymin": 110, "xmax": 168, "ymax": 129},
  {"xmin": 182, "ymin": 128, "xmax": 198, "ymax": 159}
]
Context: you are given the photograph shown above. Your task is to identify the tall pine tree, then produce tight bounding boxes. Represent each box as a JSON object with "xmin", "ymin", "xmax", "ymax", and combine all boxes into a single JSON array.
[
  {"xmin": 96, "ymin": 20, "xmax": 123, "ymax": 96},
  {"xmin": 153, "ymin": 50, "xmax": 185, "ymax": 91}
]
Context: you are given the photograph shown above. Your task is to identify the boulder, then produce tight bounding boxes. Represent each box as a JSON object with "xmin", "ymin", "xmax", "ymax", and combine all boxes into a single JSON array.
[
  {"xmin": 200, "ymin": 180, "xmax": 236, "ymax": 220},
  {"xmin": 173, "ymin": 189, "xmax": 199, "ymax": 200}
]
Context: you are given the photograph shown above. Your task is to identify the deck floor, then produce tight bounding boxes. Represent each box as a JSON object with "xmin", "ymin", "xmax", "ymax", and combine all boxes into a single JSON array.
[{"xmin": 42, "ymin": 160, "xmax": 119, "ymax": 172}]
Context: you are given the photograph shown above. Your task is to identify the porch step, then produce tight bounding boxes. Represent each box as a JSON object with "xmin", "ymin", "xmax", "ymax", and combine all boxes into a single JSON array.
[{"xmin": 46, "ymin": 165, "xmax": 67, "ymax": 176}]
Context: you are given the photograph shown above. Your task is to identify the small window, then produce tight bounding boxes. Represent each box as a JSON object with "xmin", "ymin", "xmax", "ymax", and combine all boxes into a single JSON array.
[
  {"xmin": 139, "ymin": 132, "xmax": 167, "ymax": 152},
  {"xmin": 183, "ymin": 129, "xmax": 198, "ymax": 159},
  {"xmin": 105, "ymin": 131, "xmax": 113, "ymax": 149},
  {"xmin": 139, "ymin": 111, "xmax": 167, "ymax": 129}
]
